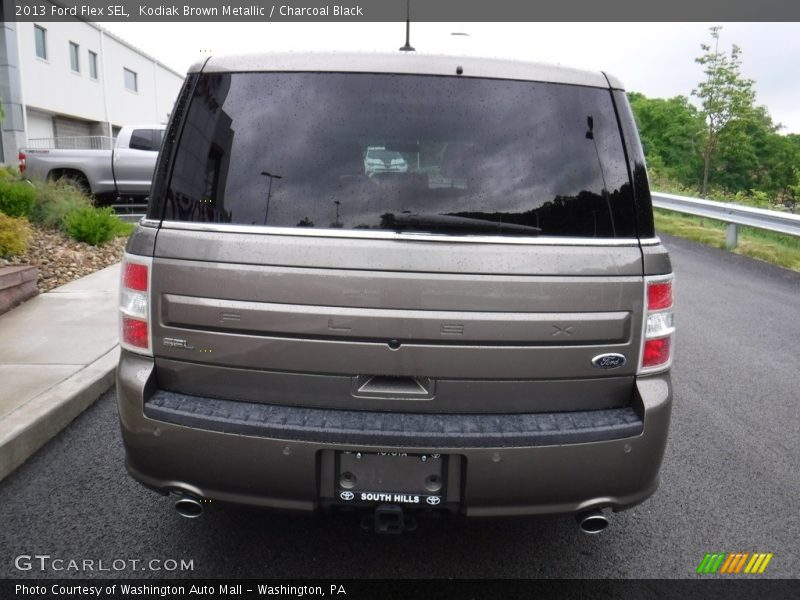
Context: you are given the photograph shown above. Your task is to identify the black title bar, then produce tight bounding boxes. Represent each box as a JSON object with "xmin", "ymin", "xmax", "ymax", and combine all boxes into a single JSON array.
[
  {"xmin": 5, "ymin": 0, "xmax": 800, "ymax": 22},
  {"xmin": 2, "ymin": 579, "xmax": 799, "ymax": 600}
]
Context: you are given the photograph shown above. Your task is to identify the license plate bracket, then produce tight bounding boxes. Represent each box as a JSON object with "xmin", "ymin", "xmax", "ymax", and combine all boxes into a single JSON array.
[{"xmin": 335, "ymin": 451, "xmax": 447, "ymax": 507}]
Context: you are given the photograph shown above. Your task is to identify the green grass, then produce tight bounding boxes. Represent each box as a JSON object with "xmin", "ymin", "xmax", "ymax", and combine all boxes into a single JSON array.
[{"xmin": 654, "ymin": 208, "xmax": 800, "ymax": 272}]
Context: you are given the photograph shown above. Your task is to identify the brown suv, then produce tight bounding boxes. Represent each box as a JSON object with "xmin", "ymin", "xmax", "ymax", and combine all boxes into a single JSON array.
[{"xmin": 117, "ymin": 52, "xmax": 674, "ymax": 534}]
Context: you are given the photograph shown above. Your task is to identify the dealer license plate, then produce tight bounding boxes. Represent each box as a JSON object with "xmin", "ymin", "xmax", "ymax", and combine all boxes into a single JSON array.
[{"xmin": 335, "ymin": 451, "xmax": 447, "ymax": 507}]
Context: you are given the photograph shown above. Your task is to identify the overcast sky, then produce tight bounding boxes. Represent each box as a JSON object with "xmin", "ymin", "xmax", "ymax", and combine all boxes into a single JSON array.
[{"xmin": 101, "ymin": 22, "xmax": 800, "ymax": 133}]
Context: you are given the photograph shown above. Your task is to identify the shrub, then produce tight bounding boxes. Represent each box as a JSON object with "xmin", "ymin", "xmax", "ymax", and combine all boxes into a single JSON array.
[
  {"xmin": 0, "ymin": 179, "xmax": 36, "ymax": 217},
  {"xmin": 29, "ymin": 179, "xmax": 92, "ymax": 230},
  {"xmin": 0, "ymin": 213, "xmax": 31, "ymax": 257},
  {"xmin": 115, "ymin": 220, "xmax": 135, "ymax": 236},
  {"xmin": 0, "ymin": 166, "xmax": 20, "ymax": 181},
  {"xmin": 64, "ymin": 206, "xmax": 128, "ymax": 246}
]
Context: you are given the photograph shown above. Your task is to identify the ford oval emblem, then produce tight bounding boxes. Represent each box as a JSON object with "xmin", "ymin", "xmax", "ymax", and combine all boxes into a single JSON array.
[{"xmin": 591, "ymin": 353, "xmax": 627, "ymax": 369}]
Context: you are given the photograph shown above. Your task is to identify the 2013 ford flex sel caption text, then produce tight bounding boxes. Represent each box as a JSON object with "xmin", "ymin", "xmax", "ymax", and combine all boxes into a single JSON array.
[{"xmin": 117, "ymin": 52, "xmax": 674, "ymax": 534}]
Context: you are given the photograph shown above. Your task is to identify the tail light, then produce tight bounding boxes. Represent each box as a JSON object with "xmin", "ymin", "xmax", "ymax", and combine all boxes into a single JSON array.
[
  {"xmin": 18, "ymin": 151, "xmax": 26, "ymax": 173},
  {"xmin": 119, "ymin": 253, "xmax": 153, "ymax": 355},
  {"xmin": 639, "ymin": 274, "xmax": 675, "ymax": 374}
]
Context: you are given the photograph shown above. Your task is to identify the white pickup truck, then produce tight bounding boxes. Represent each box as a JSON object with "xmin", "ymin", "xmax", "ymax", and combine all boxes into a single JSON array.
[{"xmin": 19, "ymin": 125, "xmax": 165, "ymax": 201}]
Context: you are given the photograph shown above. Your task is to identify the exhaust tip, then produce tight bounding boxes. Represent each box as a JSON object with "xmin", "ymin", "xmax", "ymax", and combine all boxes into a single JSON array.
[
  {"xmin": 577, "ymin": 510, "xmax": 609, "ymax": 534},
  {"xmin": 174, "ymin": 495, "xmax": 203, "ymax": 519}
]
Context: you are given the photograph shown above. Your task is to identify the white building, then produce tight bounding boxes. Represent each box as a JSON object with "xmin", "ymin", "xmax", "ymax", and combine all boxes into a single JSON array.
[{"xmin": 1, "ymin": 15, "xmax": 184, "ymax": 162}]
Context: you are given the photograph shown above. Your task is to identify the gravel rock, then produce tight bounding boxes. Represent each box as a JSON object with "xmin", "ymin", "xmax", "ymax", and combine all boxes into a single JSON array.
[{"xmin": 1, "ymin": 226, "xmax": 127, "ymax": 292}]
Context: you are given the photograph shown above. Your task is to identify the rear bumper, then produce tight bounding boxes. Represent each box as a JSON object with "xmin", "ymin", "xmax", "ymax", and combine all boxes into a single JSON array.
[{"xmin": 116, "ymin": 351, "xmax": 672, "ymax": 517}]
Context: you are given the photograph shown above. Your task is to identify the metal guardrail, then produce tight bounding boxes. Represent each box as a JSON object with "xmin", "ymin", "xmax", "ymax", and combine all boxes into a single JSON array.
[
  {"xmin": 112, "ymin": 203, "xmax": 147, "ymax": 223},
  {"xmin": 26, "ymin": 136, "xmax": 115, "ymax": 150},
  {"xmin": 116, "ymin": 213, "xmax": 145, "ymax": 223},
  {"xmin": 651, "ymin": 191, "xmax": 800, "ymax": 250}
]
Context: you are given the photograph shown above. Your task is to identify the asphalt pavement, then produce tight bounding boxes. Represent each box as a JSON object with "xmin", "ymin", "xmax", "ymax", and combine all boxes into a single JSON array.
[{"xmin": 0, "ymin": 235, "xmax": 798, "ymax": 579}]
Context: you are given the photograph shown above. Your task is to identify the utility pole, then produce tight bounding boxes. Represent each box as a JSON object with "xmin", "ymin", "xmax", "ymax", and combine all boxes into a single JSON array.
[{"xmin": 261, "ymin": 170, "xmax": 282, "ymax": 225}]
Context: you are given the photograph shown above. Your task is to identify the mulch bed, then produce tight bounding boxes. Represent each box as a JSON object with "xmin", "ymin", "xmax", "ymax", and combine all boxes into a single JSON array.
[{"xmin": 1, "ymin": 225, "xmax": 128, "ymax": 293}]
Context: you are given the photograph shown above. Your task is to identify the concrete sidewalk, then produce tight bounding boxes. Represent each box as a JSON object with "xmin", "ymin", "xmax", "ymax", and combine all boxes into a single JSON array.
[{"xmin": 0, "ymin": 263, "xmax": 120, "ymax": 481}]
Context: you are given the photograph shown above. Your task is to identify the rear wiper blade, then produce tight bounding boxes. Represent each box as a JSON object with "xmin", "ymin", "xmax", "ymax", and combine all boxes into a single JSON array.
[{"xmin": 384, "ymin": 213, "xmax": 541, "ymax": 235}]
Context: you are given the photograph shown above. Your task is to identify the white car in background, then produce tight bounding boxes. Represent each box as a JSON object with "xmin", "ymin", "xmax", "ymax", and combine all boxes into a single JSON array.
[{"xmin": 364, "ymin": 146, "xmax": 408, "ymax": 175}]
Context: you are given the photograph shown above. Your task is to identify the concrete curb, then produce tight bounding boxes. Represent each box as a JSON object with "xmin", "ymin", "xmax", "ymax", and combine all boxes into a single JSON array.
[{"xmin": 0, "ymin": 346, "xmax": 119, "ymax": 482}]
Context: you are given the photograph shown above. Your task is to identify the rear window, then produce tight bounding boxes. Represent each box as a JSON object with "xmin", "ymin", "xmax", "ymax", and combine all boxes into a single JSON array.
[{"xmin": 160, "ymin": 72, "xmax": 637, "ymax": 238}]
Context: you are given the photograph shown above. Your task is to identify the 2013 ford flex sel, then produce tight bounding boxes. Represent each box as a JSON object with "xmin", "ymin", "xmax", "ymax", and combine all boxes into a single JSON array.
[{"xmin": 117, "ymin": 52, "xmax": 674, "ymax": 533}]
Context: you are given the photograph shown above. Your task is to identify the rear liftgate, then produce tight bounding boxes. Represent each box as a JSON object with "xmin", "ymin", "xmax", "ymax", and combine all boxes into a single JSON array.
[{"xmin": 149, "ymin": 232, "xmax": 647, "ymax": 532}]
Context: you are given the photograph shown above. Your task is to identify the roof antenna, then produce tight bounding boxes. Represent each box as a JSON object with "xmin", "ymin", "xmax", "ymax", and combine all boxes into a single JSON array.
[{"xmin": 399, "ymin": 0, "xmax": 415, "ymax": 52}]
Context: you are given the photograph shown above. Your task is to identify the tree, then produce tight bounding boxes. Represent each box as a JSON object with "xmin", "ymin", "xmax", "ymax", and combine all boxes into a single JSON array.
[
  {"xmin": 692, "ymin": 26, "xmax": 756, "ymax": 197},
  {"xmin": 628, "ymin": 92, "xmax": 705, "ymax": 185},
  {"xmin": 713, "ymin": 106, "xmax": 775, "ymax": 193},
  {"xmin": 780, "ymin": 135, "xmax": 800, "ymax": 211}
]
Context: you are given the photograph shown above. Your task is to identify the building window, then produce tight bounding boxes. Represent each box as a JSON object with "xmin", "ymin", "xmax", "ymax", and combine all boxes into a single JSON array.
[
  {"xmin": 124, "ymin": 68, "xmax": 138, "ymax": 92},
  {"xmin": 34, "ymin": 25, "xmax": 47, "ymax": 60},
  {"xmin": 69, "ymin": 42, "xmax": 80, "ymax": 73},
  {"xmin": 89, "ymin": 51, "xmax": 98, "ymax": 80}
]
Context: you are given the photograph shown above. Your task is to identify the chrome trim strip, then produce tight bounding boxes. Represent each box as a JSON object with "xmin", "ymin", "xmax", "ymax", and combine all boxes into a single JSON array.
[
  {"xmin": 638, "ymin": 237, "xmax": 662, "ymax": 246},
  {"xmin": 153, "ymin": 220, "xmax": 645, "ymax": 247}
]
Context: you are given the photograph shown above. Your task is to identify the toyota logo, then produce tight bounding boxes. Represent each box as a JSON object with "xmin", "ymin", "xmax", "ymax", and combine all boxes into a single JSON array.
[
  {"xmin": 426, "ymin": 496, "xmax": 441, "ymax": 506},
  {"xmin": 339, "ymin": 491, "xmax": 354, "ymax": 501}
]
